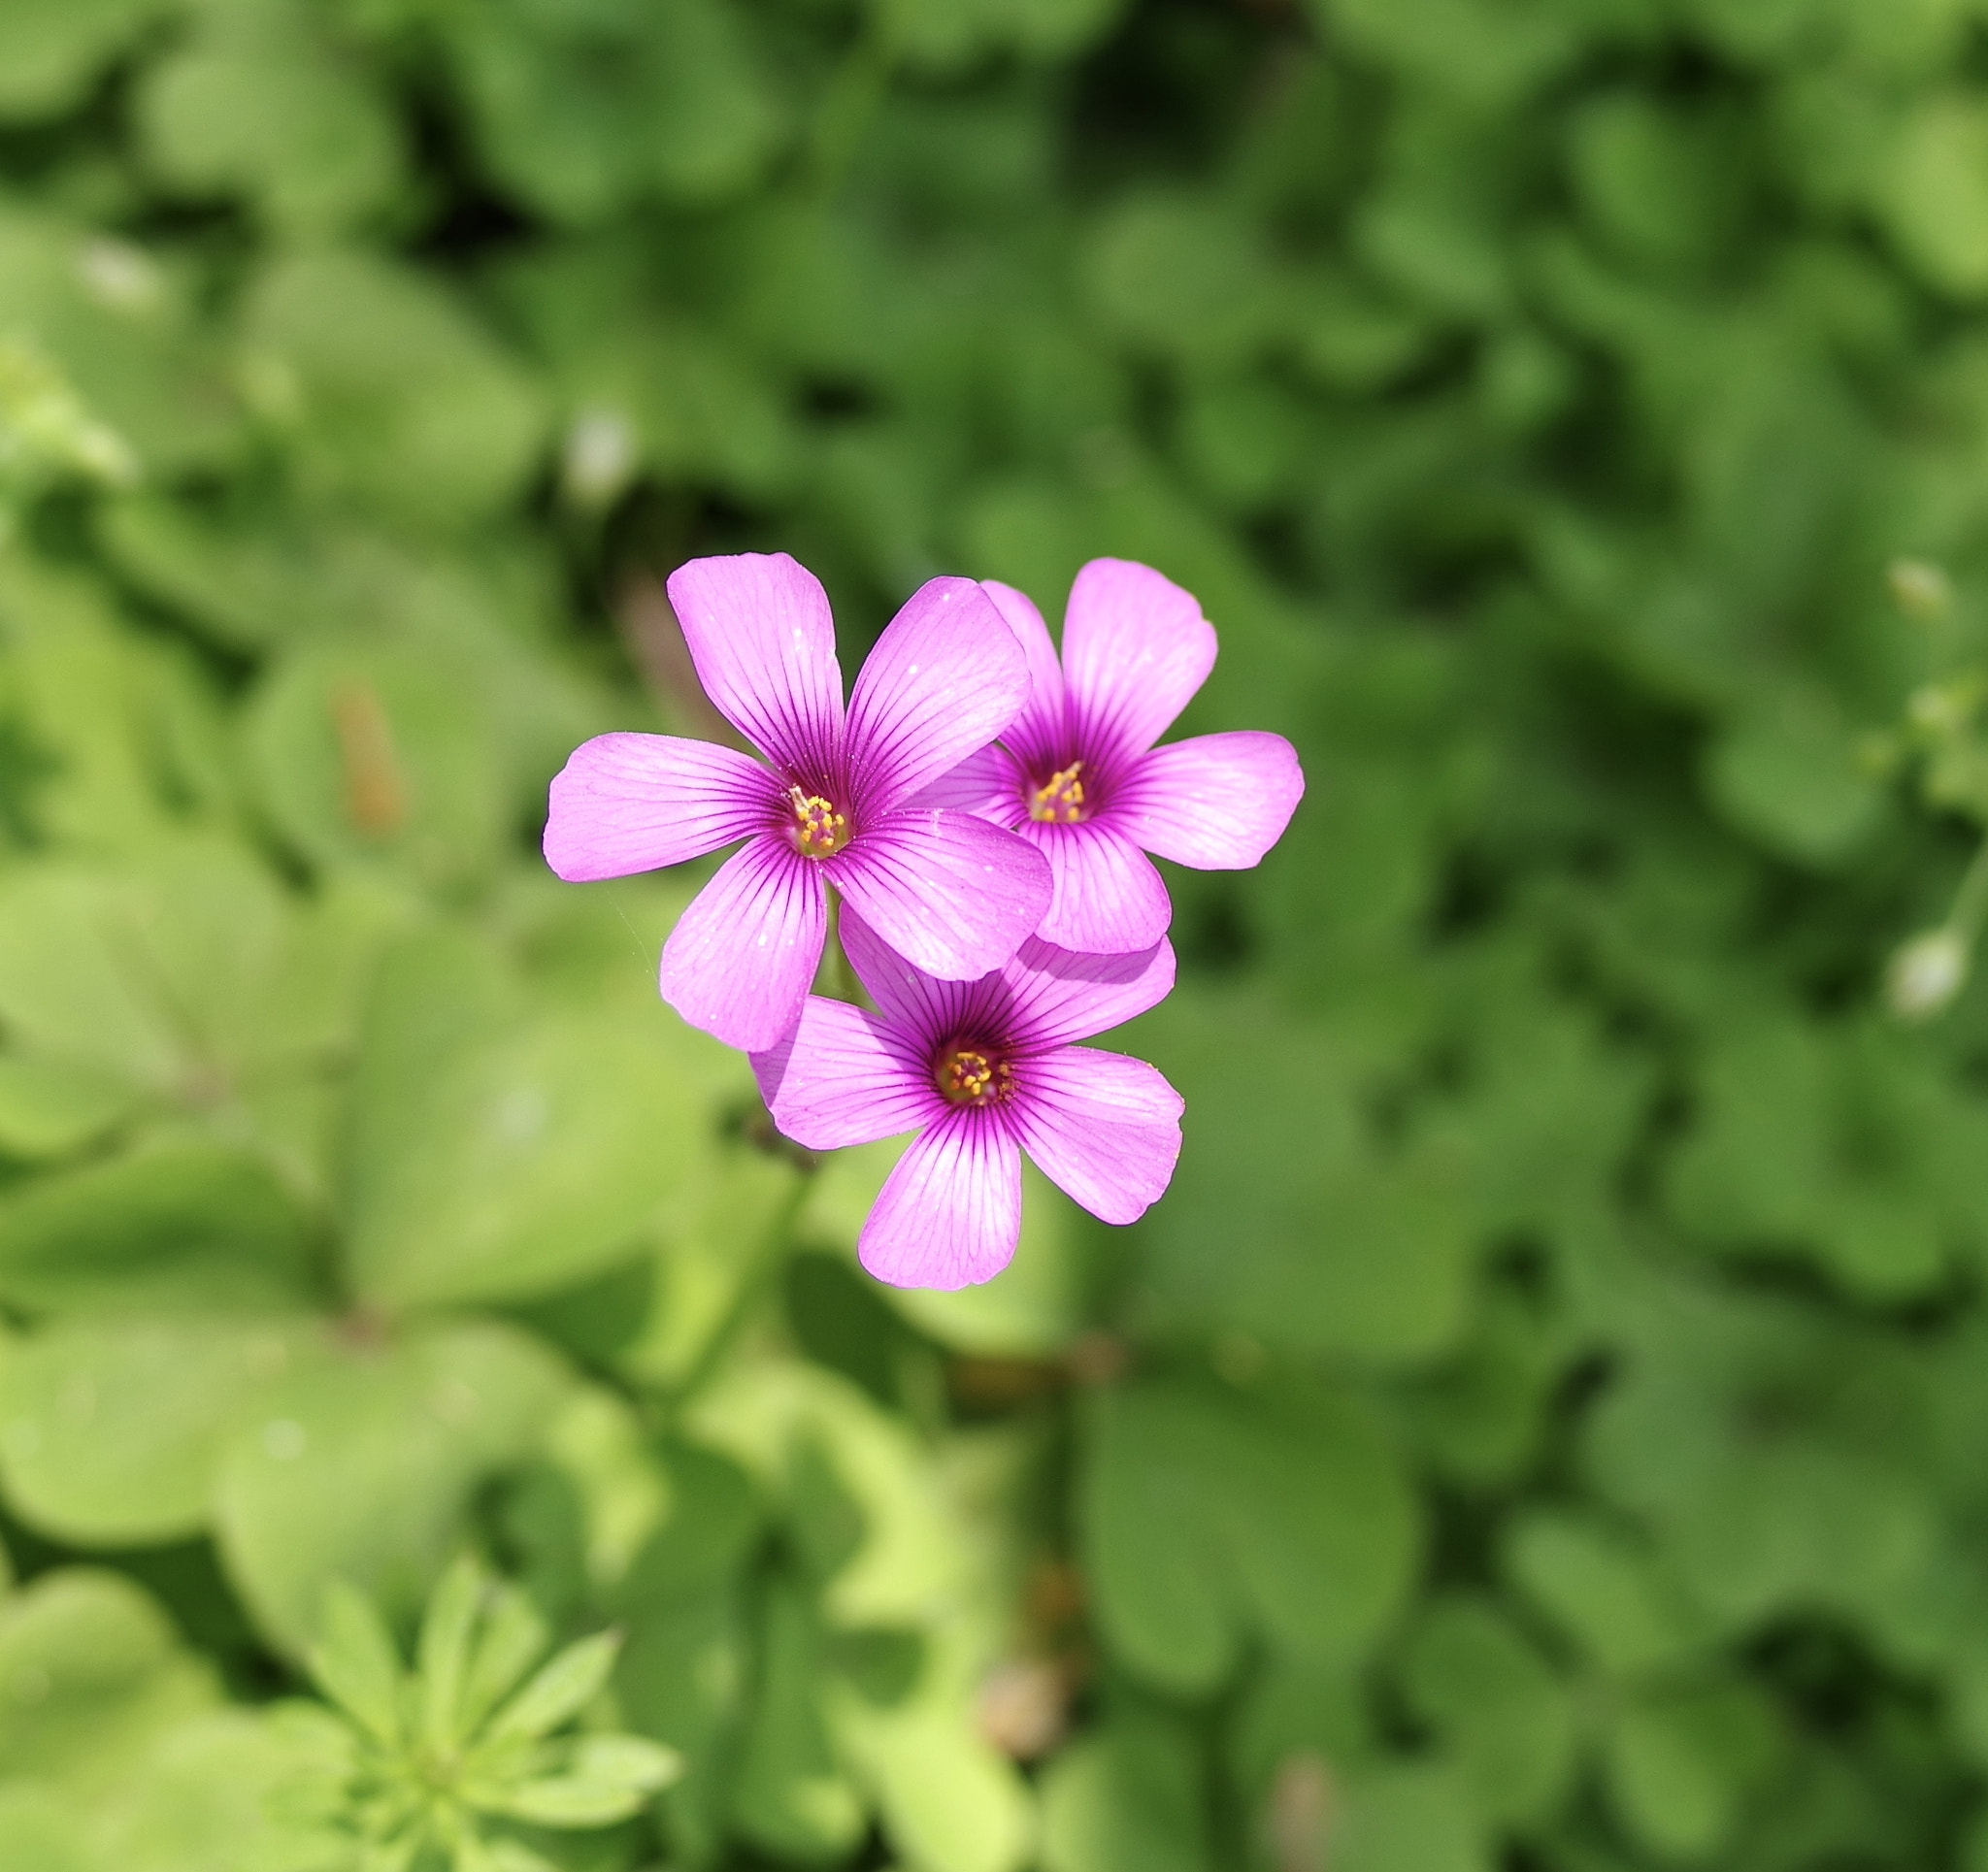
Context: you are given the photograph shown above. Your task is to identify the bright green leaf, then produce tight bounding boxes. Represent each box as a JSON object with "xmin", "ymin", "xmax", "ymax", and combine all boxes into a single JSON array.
[
  {"xmin": 1507, "ymin": 1511, "xmax": 1705, "ymax": 1680},
  {"xmin": 139, "ymin": 0, "xmax": 406, "ymax": 236},
  {"xmin": 0, "ymin": 1142, "xmax": 315, "ymax": 1317},
  {"xmin": 1401, "ymin": 1596, "xmax": 1575, "ymax": 1825},
  {"xmin": 1604, "ymin": 1676, "xmax": 1781, "ymax": 1860},
  {"xmin": 309, "ymin": 1579, "xmax": 406, "ymax": 1746},
  {"xmin": 485, "ymin": 1631, "xmax": 621, "ymax": 1744},
  {"xmin": 0, "ymin": 1788, "xmax": 92, "ymax": 1872},
  {"xmin": 0, "ymin": 1054, "xmax": 137, "ymax": 1160},
  {"xmin": 0, "ymin": 0, "xmax": 163, "ymax": 121},
  {"xmin": 0, "ymin": 1569, "xmax": 216, "ymax": 1789},
  {"xmin": 242, "ymin": 250, "xmax": 547, "ymax": 531},
  {"xmin": 0, "ymin": 1312, "xmax": 321, "ymax": 1543},
  {"xmin": 215, "ymin": 1322, "xmax": 572, "ymax": 1653},
  {"xmin": 1041, "ymin": 1719, "xmax": 1206, "ymax": 1872},
  {"xmin": 343, "ymin": 929, "xmax": 714, "ymax": 1310},
  {"xmin": 1082, "ymin": 1377, "xmax": 1419, "ymax": 1692}
]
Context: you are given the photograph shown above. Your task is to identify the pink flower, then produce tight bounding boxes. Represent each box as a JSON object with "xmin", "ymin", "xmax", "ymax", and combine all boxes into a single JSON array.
[
  {"xmin": 752, "ymin": 905, "xmax": 1182, "ymax": 1290},
  {"xmin": 544, "ymin": 553, "xmax": 1054, "ymax": 1052},
  {"xmin": 923, "ymin": 559, "xmax": 1306, "ymax": 953}
]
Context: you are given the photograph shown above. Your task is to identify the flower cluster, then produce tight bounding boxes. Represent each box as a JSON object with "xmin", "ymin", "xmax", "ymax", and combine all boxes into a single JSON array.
[{"xmin": 545, "ymin": 553, "xmax": 1303, "ymax": 1288}]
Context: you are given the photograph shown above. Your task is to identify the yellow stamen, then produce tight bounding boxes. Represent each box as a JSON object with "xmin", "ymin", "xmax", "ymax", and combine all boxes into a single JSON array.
[
  {"xmin": 789, "ymin": 785, "xmax": 850, "ymax": 857},
  {"xmin": 1028, "ymin": 760, "xmax": 1086, "ymax": 824},
  {"xmin": 937, "ymin": 1045, "xmax": 1015, "ymax": 1106}
]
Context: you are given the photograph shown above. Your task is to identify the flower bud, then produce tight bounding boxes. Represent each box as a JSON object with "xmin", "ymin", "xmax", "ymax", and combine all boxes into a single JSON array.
[
  {"xmin": 560, "ymin": 407, "xmax": 638, "ymax": 508},
  {"xmin": 1887, "ymin": 928, "xmax": 1969, "ymax": 1019},
  {"xmin": 1890, "ymin": 558, "xmax": 1953, "ymax": 621}
]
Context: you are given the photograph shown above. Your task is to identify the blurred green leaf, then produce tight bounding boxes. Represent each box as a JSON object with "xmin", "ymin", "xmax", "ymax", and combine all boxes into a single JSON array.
[
  {"xmin": 0, "ymin": 211, "xmax": 242, "ymax": 472},
  {"xmin": 0, "ymin": 0, "xmax": 162, "ymax": 118},
  {"xmin": 0, "ymin": 1142, "xmax": 314, "ymax": 1316},
  {"xmin": 485, "ymin": 1631, "xmax": 620, "ymax": 1744},
  {"xmin": 246, "ymin": 633, "xmax": 512, "ymax": 892},
  {"xmin": 1041, "ymin": 1718, "xmax": 1206, "ymax": 1872},
  {"xmin": 1084, "ymin": 195, "xmax": 1286, "ymax": 369},
  {"xmin": 214, "ymin": 1320, "xmax": 571, "ymax": 1651},
  {"xmin": 1313, "ymin": 0, "xmax": 1583, "ymax": 106},
  {"xmin": 0, "ymin": 834, "xmax": 395, "ymax": 1166},
  {"xmin": 0, "ymin": 559, "xmax": 186, "ymax": 851},
  {"xmin": 1130, "ymin": 994, "xmax": 1476, "ymax": 1364},
  {"xmin": 0, "ymin": 1312, "xmax": 321, "ymax": 1543},
  {"xmin": 1583, "ymin": 1285, "xmax": 1942, "ymax": 1632},
  {"xmin": 444, "ymin": 0, "xmax": 784, "ymax": 222},
  {"xmin": 241, "ymin": 250, "xmax": 547, "ymax": 530},
  {"xmin": 477, "ymin": 1771, "xmax": 647, "ymax": 1825},
  {"xmin": 728, "ymin": 1582, "xmax": 865, "ymax": 1861},
  {"xmin": 414, "ymin": 1554, "xmax": 481, "ymax": 1749},
  {"xmin": 880, "ymin": 0, "xmax": 1128, "ymax": 72},
  {"xmin": 97, "ymin": 494, "xmax": 310, "ymax": 654},
  {"xmin": 612, "ymin": 1144, "xmax": 799, "ymax": 1390},
  {"xmin": 343, "ymin": 928, "xmax": 713, "ymax": 1310},
  {"xmin": 612, "ymin": 1446, "xmax": 758, "ymax": 1859},
  {"xmin": 1879, "ymin": 91, "xmax": 1988, "ymax": 299},
  {"xmin": 687, "ymin": 1362, "xmax": 966, "ymax": 1629},
  {"xmin": 0, "ymin": 1055, "xmax": 138, "ymax": 1160},
  {"xmin": 1667, "ymin": 1013, "xmax": 1981, "ymax": 1297},
  {"xmin": 89, "ymin": 1707, "xmax": 356, "ymax": 1872},
  {"xmin": 1330, "ymin": 1761, "xmax": 1490, "ymax": 1872},
  {"xmin": 0, "ymin": 333, "xmax": 137, "ymax": 507},
  {"xmin": 569, "ymin": 1729, "xmax": 681, "ymax": 1791},
  {"xmin": 460, "ymin": 1581, "xmax": 551, "ymax": 1739},
  {"xmin": 139, "ymin": 0, "xmax": 406, "ymax": 236},
  {"xmin": 1507, "ymin": 1510, "xmax": 1705, "ymax": 1680},
  {"xmin": 1568, "ymin": 96, "xmax": 1750, "ymax": 274},
  {"xmin": 295, "ymin": 1558, "xmax": 680, "ymax": 1865},
  {"xmin": 832, "ymin": 1686, "xmax": 1033, "ymax": 1872},
  {"xmin": 1392, "ymin": 1288, "xmax": 1563, "ymax": 1489},
  {"xmin": 1081, "ymin": 1376, "xmax": 1420, "ymax": 1694},
  {"xmin": 310, "ymin": 1578, "xmax": 405, "ymax": 1747},
  {"xmin": 0, "ymin": 1569, "xmax": 216, "ymax": 1788},
  {"xmin": 1402, "ymin": 1595, "xmax": 1575, "ymax": 1825},
  {"xmin": 1604, "ymin": 1675, "xmax": 1782, "ymax": 1860},
  {"xmin": 1702, "ymin": 685, "xmax": 1883, "ymax": 866},
  {"xmin": 0, "ymin": 1789, "xmax": 92, "ymax": 1872}
]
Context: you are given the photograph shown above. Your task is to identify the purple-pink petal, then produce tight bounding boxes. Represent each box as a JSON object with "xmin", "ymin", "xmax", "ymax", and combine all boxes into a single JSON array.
[
  {"xmin": 858, "ymin": 1109, "xmax": 1023, "ymax": 1289},
  {"xmin": 1118, "ymin": 731, "xmax": 1305, "ymax": 870},
  {"xmin": 836, "ymin": 903, "xmax": 978, "ymax": 1044},
  {"xmin": 1000, "ymin": 936, "xmax": 1176, "ymax": 1050},
  {"xmin": 543, "ymin": 733, "xmax": 775, "ymax": 881},
  {"xmin": 829, "ymin": 809, "xmax": 1052, "ymax": 981},
  {"xmin": 1061, "ymin": 558, "xmax": 1217, "ymax": 764},
  {"xmin": 665, "ymin": 553, "xmax": 845, "ymax": 772},
  {"xmin": 980, "ymin": 580, "xmax": 1067, "ymax": 773},
  {"xmin": 1009, "ymin": 1046, "xmax": 1183, "ymax": 1225},
  {"xmin": 752, "ymin": 998, "xmax": 938, "ymax": 1149},
  {"xmin": 844, "ymin": 577, "xmax": 1034, "ymax": 813},
  {"xmin": 658, "ymin": 836, "xmax": 826, "ymax": 1052},
  {"xmin": 1026, "ymin": 818, "xmax": 1173, "ymax": 955},
  {"xmin": 907, "ymin": 743, "xmax": 1024, "ymax": 821}
]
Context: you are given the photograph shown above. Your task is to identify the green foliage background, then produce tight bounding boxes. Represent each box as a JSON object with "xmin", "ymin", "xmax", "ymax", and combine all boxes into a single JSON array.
[{"xmin": 4, "ymin": 0, "xmax": 1988, "ymax": 1866}]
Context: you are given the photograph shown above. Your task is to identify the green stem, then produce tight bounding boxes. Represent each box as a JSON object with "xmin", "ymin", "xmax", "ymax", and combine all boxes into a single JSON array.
[
  {"xmin": 1949, "ymin": 830, "xmax": 1988, "ymax": 942},
  {"xmin": 823, "ymin": 889, "xmax": 862, "ymax": 1003}
]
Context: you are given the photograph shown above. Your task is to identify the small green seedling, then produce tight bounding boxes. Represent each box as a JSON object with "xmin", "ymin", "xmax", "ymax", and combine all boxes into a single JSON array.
[{"xmin": 278, "ymin": 1557, "xmax": 679, "ymax": 1872}]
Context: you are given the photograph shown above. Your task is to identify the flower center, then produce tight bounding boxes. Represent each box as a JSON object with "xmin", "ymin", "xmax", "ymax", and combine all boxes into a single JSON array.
[
  {"xmin": 1028, "ymin": 760, "xmax": 1087, "ymax": 824},
  {"xmin": 787, "ymin": 785, "xmax": 850, "ymax": 857},
  {"xmin": 935, "ymin": 1042, "xmax": 1014, "ymax": 1106}
]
